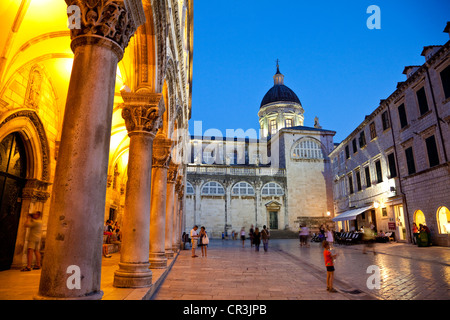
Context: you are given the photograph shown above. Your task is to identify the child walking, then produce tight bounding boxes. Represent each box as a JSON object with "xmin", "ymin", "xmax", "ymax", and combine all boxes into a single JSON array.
[{"xmin": 323, "ymin": 240, "xmax": 338, "ymax": 292}]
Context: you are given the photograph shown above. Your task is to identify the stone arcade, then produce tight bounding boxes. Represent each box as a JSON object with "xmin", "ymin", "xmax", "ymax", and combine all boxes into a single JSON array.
[{"xmin": 0, "ymin": 0, "xmax": 193, "ymax": 298}]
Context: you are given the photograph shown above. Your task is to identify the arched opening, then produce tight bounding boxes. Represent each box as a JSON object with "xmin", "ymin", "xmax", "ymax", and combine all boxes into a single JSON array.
[
  {"xmin": 0, "ymin": 132, "xmax": 27, "ymax": 270},
  {"xmin": 414, "ymin": 210, "xmax": 426, "ymax": 227},
  {"xmin": 437, "ymin": 206, "xmax": 450, "ymax": 234}
]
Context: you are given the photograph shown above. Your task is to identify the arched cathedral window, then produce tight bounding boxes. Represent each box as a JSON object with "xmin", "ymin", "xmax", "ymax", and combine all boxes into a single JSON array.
[
  {"xmin": 261, "ymin": 182, "xmax": 284, "ymax": 196},
  {"xmin": 292, "ymin": 138, "xmax": 324, "ymax": 159},
  {"xmin": 201, "ymin": 181, "xmax": 225, "ymax": 195},
  {"xmin": 232, "ymin": 182, "xmax": 255, "ymax": 196},
  {"xmin": 186, "ymin": 182, "xmax": 195, "ymax": 195}
]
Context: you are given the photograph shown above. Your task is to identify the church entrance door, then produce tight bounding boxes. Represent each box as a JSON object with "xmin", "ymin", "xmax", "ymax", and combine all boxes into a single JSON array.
[
  {"xmin": 269, "ymin": 211, "xmax": 278, "ymax": 230},
  {"xmin": 0, "ymin": 133, "xmax": 27, "ymax": 270}
]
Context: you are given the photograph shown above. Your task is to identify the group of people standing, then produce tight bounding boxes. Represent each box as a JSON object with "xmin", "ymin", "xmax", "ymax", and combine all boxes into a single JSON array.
[
  {"xmin": 189, "ymin": 225, "xmax": 209, "ymax": 258},
  {"xmin": 244, "ymin": 225, "xmax": 270, "ymax": 252}
]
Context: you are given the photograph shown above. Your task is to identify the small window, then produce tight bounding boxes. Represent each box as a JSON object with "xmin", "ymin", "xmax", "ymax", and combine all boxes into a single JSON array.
[
  {"xmin": 261, "ymin": 182, "xmax": 284, "ymax": 196},
  {"xmin": 440, "ymin": 65, "xmax": 450, "ymax": 100},
  {"xmin": 375, "ymin": 160, "xmax": 383, "ymax": 183},
  {"xmin": 232, "ymin": 181, "xmax": 255, "ymax": 196},
  {"xmin": 405, "ymin": 147, "xmax": 416, "ymax": 175},
  {"xmin": 201, "ymin": 181, "xmax": 225, "ymax": 195},
  {"xmin": 416, "ymin": 87, "xmax": 429, "ymax": 116},
  {"xmin": 425, "ymin": 135, "xmax": 439, "ymax": 167},
  {"xmin": 270, "ymin": 120, "xmax": 277, "ymax": 135},
  {"xmin": 348, "ymin": 175, "xmax": 354, "ymax": 194},
  {"xmin": 359, "ymin": 131, "xmax": 366, "ymax": 148},
  {"xmin": 369, "ymin": 122, "xmax": 377, "ymax": 140},
  {"xmin": 381, "ymin": 111, "xmax": 390, "ymax": 131},
  {"xmin": 398, "ymin": 104, "xmax": 408, "ymax": 128},
  {"xmin": 387, "ymin": 153, "xmax": 397, "ymax": 178},
  {"xmin": 285, "ymin": 118, "xmax": 293, "ymax": 128},
  {"xmin": 365, "ymin": 166, "xmax": 371, "ymax": 188},
  {"xmin": 356, "ymin": 171, "xmax": 362, "ymax": 191},
  {"xmin": 352, "ymin": 139, "xmax": 357, "ymax": 153}
]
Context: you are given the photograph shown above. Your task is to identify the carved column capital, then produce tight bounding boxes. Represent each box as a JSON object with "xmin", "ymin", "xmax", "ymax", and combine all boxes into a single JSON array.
[
  {"xmin": 121, "ymin": 92, "xmax": 164, "ymax": 136},
  {"xmin": 66, "ymin": 0, "xmax": 145, "ymax": 59},
  {"xmin": 152, "ymin": 133, "xmax": 173, "ymax": 169},
  {"xmin": 167, "ymin": 162, "xmax": 179, "ymax": 184}
]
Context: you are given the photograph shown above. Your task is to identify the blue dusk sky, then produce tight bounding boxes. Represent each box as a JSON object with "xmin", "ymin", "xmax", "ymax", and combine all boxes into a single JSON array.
[{"xmin": 189, "ymin": 0, "xmax": 450, "ymax": 143}]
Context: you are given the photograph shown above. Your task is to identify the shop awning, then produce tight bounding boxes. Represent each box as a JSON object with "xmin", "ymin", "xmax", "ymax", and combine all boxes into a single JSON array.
[{"xmin": 332, "ymin": 205, "xmax": 374, "ymax": 222}]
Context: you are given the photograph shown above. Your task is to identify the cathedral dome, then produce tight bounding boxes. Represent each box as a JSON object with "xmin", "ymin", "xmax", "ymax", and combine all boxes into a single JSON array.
[
  {"xmin": 260, "ymin": 84, "xmax": 301, "ymax": 107},
  {"xmin": 260, "ymin": 64, "xmax": 301, "ymax": 108}
]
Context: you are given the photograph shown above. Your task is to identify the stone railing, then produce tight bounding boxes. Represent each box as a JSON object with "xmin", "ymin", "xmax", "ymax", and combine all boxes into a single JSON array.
[{"xmin": 186, "ymin": 165, "xmax": 285, "ymax": 177}]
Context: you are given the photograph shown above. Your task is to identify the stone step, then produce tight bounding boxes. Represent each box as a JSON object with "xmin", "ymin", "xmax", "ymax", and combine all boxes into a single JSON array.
[{"xmin": 267, "ymin": 230, "xmax": 299, "ymax": 239}]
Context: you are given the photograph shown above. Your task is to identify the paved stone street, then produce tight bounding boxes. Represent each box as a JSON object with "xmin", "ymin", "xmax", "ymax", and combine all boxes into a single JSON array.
[
  {"xmin": 153, "ymin": 238, "xmax": 450, "ymax": 300},
  {"xmin": 0, "ymin": 238, "xmax": 448, "ymax": 301}
]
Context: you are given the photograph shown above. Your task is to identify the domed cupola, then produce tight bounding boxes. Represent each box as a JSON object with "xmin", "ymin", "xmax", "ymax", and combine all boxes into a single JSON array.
[
  {"xmin": 260, "ymin": 64, "xmax": 301, "ymax": 107},
  {"xmin": 258, "ymin": 62, "xmax": 304, "ymax": 137}
]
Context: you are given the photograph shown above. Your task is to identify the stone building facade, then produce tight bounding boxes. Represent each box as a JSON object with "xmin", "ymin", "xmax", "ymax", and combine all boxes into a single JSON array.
[
  {"xmin": 0, "ymin": 0, "xmax": 193, "ymax": 298},
  {"xmin": 330, "ymin": 24, "xmax": 450, "ymax": 246},
  {"xmin": 184, "ymin": 66, "xmax": 336, "ymax": 238}
]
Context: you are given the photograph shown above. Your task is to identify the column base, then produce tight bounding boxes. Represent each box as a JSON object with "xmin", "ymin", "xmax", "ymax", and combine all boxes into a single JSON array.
[
  {"xmin": 149, "ymin": 253, "xmax": 167, "ymax": 269},
  {"xmin": 113, "ymin": 262, "xmax": 153, "ymax": 288},
  {"xmin": 165, "ymin": 249, "xmax": 174, "ymax": 258},
  {"xmin": 34, "ymin": 291, "xmax": 104, "ymax": 300}
]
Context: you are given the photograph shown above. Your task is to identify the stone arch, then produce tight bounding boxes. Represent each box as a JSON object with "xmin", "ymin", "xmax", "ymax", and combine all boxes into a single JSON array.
[
  {"xmin": 201, "ymin": 181, "xmax": 225, "ymax": 195},
  {"xmin": 231, "ymin": 181, "xmax": 255, "ymax": 196},
  {"xmin": 0, "ymin": 109, "xmax": 51, "ymax": 182},
  {"xmin": 414, "ymin": 209, "xmax": 427, "ymax": 227},
  {"xmin": 261, "ymin": 182, "xmax": 284, "ymax": 196},
  {"xmin": 291, "ymin": 136, "xmax": 326, "ymax": 160},
  {"xmin": 436, "ymin": 206, "xmax": 450, "ymax": 234}
]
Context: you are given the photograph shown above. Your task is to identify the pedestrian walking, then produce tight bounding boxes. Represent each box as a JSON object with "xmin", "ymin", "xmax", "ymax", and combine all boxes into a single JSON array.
[
  {"xmin": 190, "ymin": 225, "xmax": 199, "ymax": 257},
  {"xmin": 240, "ymin": 227, "xmax": 246, "ymax": 247},
  {"xmin": 253, "ymin": 227, "xmax": 261, "ymax": 251},
  {"xmin": 249, "ymin": 225, "xmax": 254, "ymax": 247},
  {"xmin": 299, "ymin": 225, "xmax": 310, "ymax": 247},
  {"xmin": 21, "ymin": 211, "xmax": 43, "ymax": 271},
  {"xmin": 362, "ymin": 226, "xmax": 376, "ymax": 254},
  {"xmin": 323, "ymin": 240, "xmax": 338, "ymax": 292},
  {"xmin": 198, "ymin": 226, "xmax": 209, "ymax": 257},
  {"xmin": 326, "ymin": 227, "xmax": 334, "ymax": 248},
  {"xmin": 261, "ymin": 225, "xmax": 270, "ymax": 252}
]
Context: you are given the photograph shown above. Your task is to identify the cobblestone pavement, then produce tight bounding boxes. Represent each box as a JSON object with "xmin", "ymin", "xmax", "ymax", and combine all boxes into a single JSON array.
[{"xmin": 153, "ymin": 238, "xmax": 450, "ymax": 301}]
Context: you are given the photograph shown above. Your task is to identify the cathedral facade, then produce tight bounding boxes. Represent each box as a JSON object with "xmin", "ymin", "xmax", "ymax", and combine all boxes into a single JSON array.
[{"xmin": 184, "ymin": 65, "xmax": 336, "ymax": 238}]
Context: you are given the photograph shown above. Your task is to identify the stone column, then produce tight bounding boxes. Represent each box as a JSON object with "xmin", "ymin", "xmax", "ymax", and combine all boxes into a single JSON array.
[
  {"xmin": 113, "ymin": 92, "xmax": 164, "ymax": 288},
  {"xmin": 37, "ymin": 0, "xmax": 144, "ymax": 299},
  {"xmin": 175, "ymin": 188, "xmax": 185, "ymax": 249},
  {"xmin": 149, "ymin": 133, "xmax": 172, "ymax": 268},
  {"xmin": 165, "ymin": 162, "xmax": 177, "ymax": 257}
]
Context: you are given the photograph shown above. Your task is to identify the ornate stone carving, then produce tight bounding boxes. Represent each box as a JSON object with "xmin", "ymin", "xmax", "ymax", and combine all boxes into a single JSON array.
[
  {"xmin": 152, "ymin": 133, "xmax": 173, "ymax": 169},
  {"xmin": 121, "ymin": 92, "xmax": 164, "ymax": 135},
  {"xmin": 167, "ymin": 162, "xmax": 179, "ymax": 184},
  {"xmin": 21, "ymin": 179, "xmax": 51, "ymax": 202},
  {"xmin": 25, "ymin": 66, "xmax": 43, "ymax": 111},
  {"xmin": 66, "ymin": 0, "xmax": 145, "ymax": 56}
]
